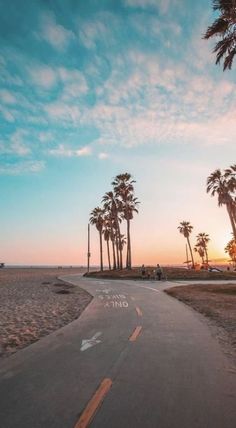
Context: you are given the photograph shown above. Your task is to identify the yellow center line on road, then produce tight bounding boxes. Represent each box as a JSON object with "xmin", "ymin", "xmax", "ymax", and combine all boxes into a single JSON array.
[
  {"xmin": 129, "ymin": 326, "xmax": 142, "ymax": 342},
  {"xmin": 135, "ymin": 306, "xmax": 143, "ymax": 317},
  {"xmin": 74, "ymin": 378, "xmax": 112, "ymax": 428}
]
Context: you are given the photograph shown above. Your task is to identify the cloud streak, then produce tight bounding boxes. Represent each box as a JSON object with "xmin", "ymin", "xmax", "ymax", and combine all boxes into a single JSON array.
[{"xmin": 48, "ymin": 144, "xmax": 92, "ymax": 157}]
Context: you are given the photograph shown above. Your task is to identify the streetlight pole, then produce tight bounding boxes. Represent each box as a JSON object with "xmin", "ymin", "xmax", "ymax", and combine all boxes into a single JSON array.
[{"xmin": 87, "ymin": 223, "xmax": 91, "ymax": 273}]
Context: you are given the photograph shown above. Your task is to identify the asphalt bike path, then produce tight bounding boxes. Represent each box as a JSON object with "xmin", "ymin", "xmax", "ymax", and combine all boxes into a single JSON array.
[{"xmin": 0, "ymin": 275, "xmax": 235, "ymax": 427}]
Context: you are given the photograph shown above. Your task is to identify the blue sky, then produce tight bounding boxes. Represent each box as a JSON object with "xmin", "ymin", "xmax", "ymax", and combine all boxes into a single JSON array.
[{"xmin": 1, "ymin": 0, "xmax": 235, "ymax": 265}]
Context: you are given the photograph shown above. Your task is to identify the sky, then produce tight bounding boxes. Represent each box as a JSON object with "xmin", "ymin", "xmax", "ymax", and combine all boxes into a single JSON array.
[{"xmin": 0, "ymin": 0, "xmax": 235, "ymax": 266}]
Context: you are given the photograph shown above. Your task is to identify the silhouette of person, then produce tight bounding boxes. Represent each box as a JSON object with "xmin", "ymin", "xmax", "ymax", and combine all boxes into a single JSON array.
[{"xmin": 155, "ymin": 264, "xmax": 162, "ymax": 281}]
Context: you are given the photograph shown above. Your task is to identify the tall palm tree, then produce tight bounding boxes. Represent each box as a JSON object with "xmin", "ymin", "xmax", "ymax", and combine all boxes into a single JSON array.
[
  {"xmin": 207, "ymin": 168, "xmax": 236, "ymax": 240},
  {"xmin": 196, "ymin": 233, "xmax": 210, "ymax": 265},
  {"xmin": 224, "ymin": 164, "xmax": 236, "ymax": 224},
  {"xmin": 89, "ymin": 207, "xmax": 104, "ymax": 271},
  {"xmin": 178, "ymin": 221, "xmax": 195, "ymax": 268},
  {"xmin": 103, "ymin": 218, "xmax": 111, "ymax": 270},
  {"xmin": 203, "ymin": 0, "xmax": 236, "ymax": 70},
  {"xmin": 112, "ymin": 173, "xmax": 139, "ymax": 269},
  {"xmin": 102, "ymin": 191, "xmax": 122, "ymax": 269}
]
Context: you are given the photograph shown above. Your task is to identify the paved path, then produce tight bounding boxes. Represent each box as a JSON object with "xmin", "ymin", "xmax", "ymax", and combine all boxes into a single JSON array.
[{"xmin": 0, "ymin": 276, "xmax": 236, "ymax": 428}]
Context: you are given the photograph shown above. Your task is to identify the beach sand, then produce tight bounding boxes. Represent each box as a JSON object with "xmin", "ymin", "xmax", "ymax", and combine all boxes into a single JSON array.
[{"xmin": 0, "ymin": 267, "xmax": 92, "ymax": 358}]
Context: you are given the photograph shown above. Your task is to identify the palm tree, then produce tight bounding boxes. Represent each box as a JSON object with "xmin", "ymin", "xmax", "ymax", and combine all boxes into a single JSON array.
[
  {"xmin": 102, "ymin": 191, "xmax": 122, "ymax": 269},
  {"xmin": 207, "ymin": 168, "xmax": 236, "ymax": 240},
  {"xmin": 194, "ymin": 245, "xmax": 205, "ymax": 264},
  {"xmin": 196, "ymin": 233, "xmax": 210, "ymax": 265},
  {"xmin": 89, "ymin": 207, "xmax": 104, "ymax": 271},
  {"xmin": 112, "ymin": 173, "xmax": 139, "ymax": 269},
  {"xmin": 224, "ymin": 164, "xmax": 236, "ymax": 224},
  {"xmin": 225, "ymin": 238, "xmax": 236, "ymax": 267},
  {"xmin": 178, "ymin": 221, "xmax": 195, "ymax": 268},
  {"xmin": 203, "ymin": 0, "xmax": 236, "ymax": 70},
  {"xmin": 103, "ymin": 218, "xmax": 111, "ymax": 270}
]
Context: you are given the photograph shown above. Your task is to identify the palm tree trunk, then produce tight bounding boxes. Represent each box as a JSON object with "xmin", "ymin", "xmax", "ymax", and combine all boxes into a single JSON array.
[
  {"xmin": 187, "ymin": 236, "xmax": 194, "ymax": 268},
  {"xmin": 110, "ymin": 224, "xmax": 116, "ymax": 269},
  {"xmin": 126, "ymin": 220, "xmax": 129, "ymax": 268},
  {"xmin": 117, "ymin": 220, "xmax": 123, "ymax": 269},
  {"xmin": 205, "ymin": 247, "xmax": 209, "ymax": 264},
  {"xmin": 127, "ymin": 219, "xmax": 132, "ymax": 269},
  {"xmin": 112, "ymin": 239, "xmax": 116, "ymax": 269},
  {"xmin": 116, "ymin": 235, "xmax": 120, "ymax": 269},
  {"xmin": 227, "ymin": 204, "xmax": 236, "ymax": 240},
  {"xmin": 107, "ymin": 239, "xmax": 111, "ymax": 270},
  {"xmin": 99, "ymin": 230, "xmax": 103, "ymax": 271}
]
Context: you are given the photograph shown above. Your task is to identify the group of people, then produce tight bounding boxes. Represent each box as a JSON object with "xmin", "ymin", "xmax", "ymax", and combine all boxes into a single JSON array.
[{"xmin": 141, "ymin": 264, "xmax": 163, "ymax": 280}]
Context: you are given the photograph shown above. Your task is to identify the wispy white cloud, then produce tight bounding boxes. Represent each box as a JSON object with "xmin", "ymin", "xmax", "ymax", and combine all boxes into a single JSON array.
[
  {"xmin": 0, "ymin": 160, "xmax": 45, "ymax": 175},
  {"xmin": 0, "ymin": 89, "xmax": 17, "ymax": 104},
  {"xmin": 124, "ymin": 0, "xmax": 171, "ymax": 14},
  {"xmin": 11, "ymin": 130, "xmax": 31, "ymax": 155},
  {"xmin": 0, "ymin": 106, "xmax": 15, "ymax": 122},
  {"xmin": 58, "ymin": 67, "xmax": 88, "ymax": 99},
  {"xmin": 38, "ymin": 132, "xmax": 53, "ymax": 143},
  {"xmin": 28, "ymin": 64, "xmax": 88, "ymax": 96},
  {"xmin": 48, "ymin": 144, "xmax": 92, "ymax": 157},
  {"xmin": 124, "ymin": 0, "xmax": 158, "ymax": 9},
  {"xmin": 39, "ymin": 12, "xmax": 75, "ymax": 51},
  {"xmin": 98, "ymin": 152, "xmax": 109, "ymax": 160},
  {"xmin": 79, "ymin": 21, "xmax": 108, "ymax": 49},
  {"xmin": 28, "ymin": 65, "xmax": 57, "ymax": 89},
  {"xmin": 45, "ymin": 102, "xmax": 81, "ymax": 123}
]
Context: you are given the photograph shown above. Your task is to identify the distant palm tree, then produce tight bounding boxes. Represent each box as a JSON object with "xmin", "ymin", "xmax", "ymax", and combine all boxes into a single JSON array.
[
  {"xmin": 225, "ymin": 238, "xmax": 236, "ymax": 267},
  {"xmin": 90, "ymin": 207, "xmax": 104, "ymax": 271},
  {"xmin": 194, "ymin": 245, "xmax": 205, "ymax": 264},
  {"xmin": 203, "ymin": 0, "xmax": 236, "ymax": 70},
  {"xmin": 113, "ymin": 173, "xmax": 139, "ymax": 269},
  {"xmin": 196, "ymin": 233, "xmax": 210, "ymax": 265},
  {"xmin": 178, "ymin": 221, "xmax": 195, "ymax": 268},
  {"xmin": 207, "ymin": 168, "xmax": 236, "ymax": 240}
]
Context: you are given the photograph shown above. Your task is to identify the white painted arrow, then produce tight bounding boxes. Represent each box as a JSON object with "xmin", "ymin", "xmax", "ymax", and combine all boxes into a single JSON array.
[
  {"xmin": 80, "ymin": 332, "xmax": 102, "ymax": 352},
  {"xmin": 96, "ymin": 288, "xmax": 111, "ymax": 294}
]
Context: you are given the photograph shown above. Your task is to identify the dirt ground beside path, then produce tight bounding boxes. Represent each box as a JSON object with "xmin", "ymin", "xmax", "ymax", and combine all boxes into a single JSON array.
[
  {"xmin": 0, "ymin": 268, "xmax": 92, "ymax": 358},
  {"xmin": 165, "ymin": 283, "xmax": 236, "ymax": 365}
]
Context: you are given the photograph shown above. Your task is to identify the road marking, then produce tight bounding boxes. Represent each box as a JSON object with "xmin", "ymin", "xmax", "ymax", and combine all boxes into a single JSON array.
[
  {"xmin": 133, "ymin": 284, "xmax": 160, "ymax": 293},
  {"xmin": 74, "ymin": 378, "xmax": 112, "ymax": 428},
  {"xmin": 136, "ymin": 306, "xmax": 142, "ymax": 317},
  {"xmin": 80, "ymin": 332, "xmax": 102, "ymax": 352},
  {"xmin": 104, "ymin": 301, "xmax": 129, "ymax": 308},
  {"xmin": 129, "ymin": 326, "xmax": 142, "ymax": 342}
]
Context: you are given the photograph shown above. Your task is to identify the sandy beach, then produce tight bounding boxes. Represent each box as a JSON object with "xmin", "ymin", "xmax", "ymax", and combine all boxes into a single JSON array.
[{"xmin": 0, "ymin": 268, "xmax": 92, "ymax": 358}]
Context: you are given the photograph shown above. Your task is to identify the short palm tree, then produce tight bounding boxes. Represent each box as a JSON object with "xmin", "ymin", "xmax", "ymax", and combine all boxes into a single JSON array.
[
  {"xmin": 178, "ymin": 221, "xmax": 195, "ymax": 268},
  {"xmin": 90, "ymin": 207, "xmax": 104, "ymax": 271},
  {"xmin": 225, "ymin": 238, "xmax": 236, "ymax": 267},
  {"xmin": 203, "ymin": 0, "xmax": 236, "ymax": 70},
  {"xmin": 196, "ymin": 233, "xmax": 210, "ymax": 265},
  {"xmin": 194, "ymin": 245, "xmax": 205, "ymax": 264}
]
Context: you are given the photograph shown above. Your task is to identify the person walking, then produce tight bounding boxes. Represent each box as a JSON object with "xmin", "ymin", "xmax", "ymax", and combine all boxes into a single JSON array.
[
  {"xmin": 141, "ymin": 264, "xmax": 146, "ymax": 279},
  {"xmin": 155, "ymin": 264, "xmax": 162, "ymax": 281}
]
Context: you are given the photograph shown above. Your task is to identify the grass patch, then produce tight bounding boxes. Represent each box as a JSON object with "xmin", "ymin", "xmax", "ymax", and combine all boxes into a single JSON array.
[{"xmin": 84, "ymin": 266, "xmax": 236, "ymax": 281}]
